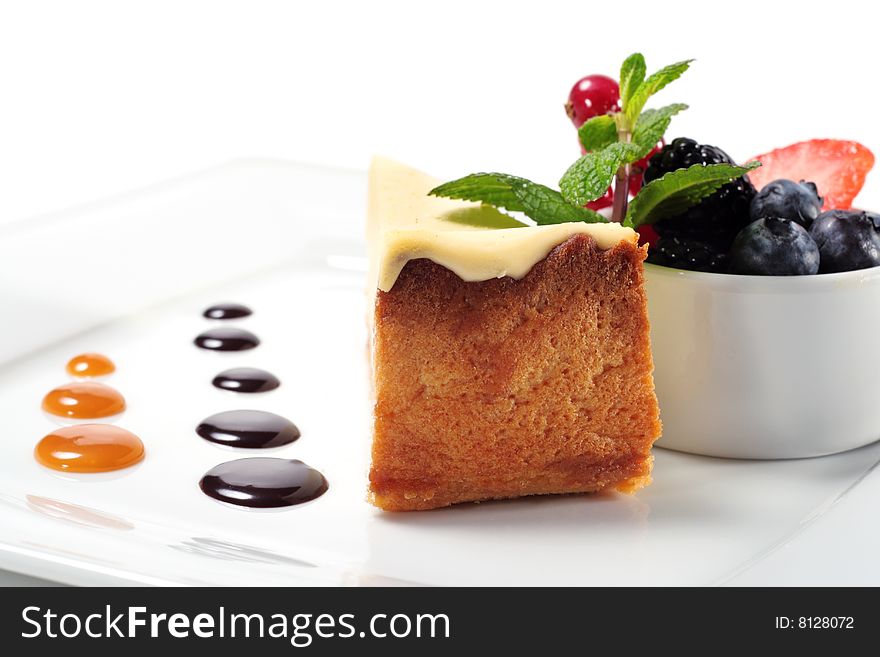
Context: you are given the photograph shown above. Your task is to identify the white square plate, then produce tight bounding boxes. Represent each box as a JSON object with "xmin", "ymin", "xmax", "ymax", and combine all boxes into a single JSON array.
[{"xmin": 1, "ymin": 159, "xmax": 878, "ymax": 586}]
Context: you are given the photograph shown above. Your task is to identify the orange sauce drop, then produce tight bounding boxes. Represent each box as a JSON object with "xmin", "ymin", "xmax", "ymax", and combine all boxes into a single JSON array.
[
  {"xmin": 34, "ymin": 424, "xmax": 144, "ymax": 473},
  {"xmin": 66, "ymin": 353, "xmax": 116, "ymax": 378},
  {"xmin": 42, "ymin": 382, "xmax": 126, "ymax": 419}
]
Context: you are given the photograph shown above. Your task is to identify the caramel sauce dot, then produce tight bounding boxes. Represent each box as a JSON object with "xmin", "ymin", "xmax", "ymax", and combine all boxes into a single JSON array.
[
  {"xmin": 42, "ymin": 382, "xmax": 126, "ymax": 419},
  {"xmin": 35, "ymin": 424, "xmax": 144, "ymax": 473},
  {"xmin": 66, "ymin": 353, "xmax": 116, "ymax": 378}
]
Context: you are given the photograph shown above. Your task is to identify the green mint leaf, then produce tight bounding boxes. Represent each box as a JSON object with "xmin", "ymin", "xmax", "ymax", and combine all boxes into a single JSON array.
[
  {"xmin": 632, "ymin": 103, "xmax": 688, "ymax": 157},
  {"xmin": 625, "ymin": 59, "xmax": 693, "ymax": 124},
  {"xmin": 429, "ymin": 174, "xmax": 608, "ymax": 225},
  {"xmin": 559, "ymin": 142, "xmax": 642, "ymax": 206},
  {"xmin": 619, "ymin": 53, "xmax": 646, "ymax": 107},
  {"xmin": 430, "ymin": 173, "xmax": 527, "ymax": 211},
  {"xmin": 509, "ymin": 182, "xmax": 609, "ymax": 225},
  {"xmin": 578, "ymin": 115, "xmax": 618, "ymax": 152},
  {"xmin": 625, "ymin": 161, "xmax": 761, "ymax": 228}
]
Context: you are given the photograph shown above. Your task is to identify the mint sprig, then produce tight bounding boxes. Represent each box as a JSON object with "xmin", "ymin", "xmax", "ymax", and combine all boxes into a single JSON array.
[
  {"xmin": 578, "ymin": 115, "xmax": 618, "ymax": 152},
  {"xmin": 559, "ymin": 142, "xmax": 642, "ymax": 206},
  {"xmin": 624, "ymin": 59, "xmax": 693, "ymax": 124},
  {"xmin": 632, "ymin": 103, "xmax": 688, "ymax": 157},
  {"xmin": 619, "ymin": 53, "xmax": 646, "ymax": 108},
  {"xmin": 429, "ymin": 53, "xmax": 759, "ymax": 232},
  {"xmin": 429, "ymin": 173, "xmax": 607, "ymax": 225},
  {"xmin": 624, "ymin": 162, "xmax": 761, "ymax": 228}
]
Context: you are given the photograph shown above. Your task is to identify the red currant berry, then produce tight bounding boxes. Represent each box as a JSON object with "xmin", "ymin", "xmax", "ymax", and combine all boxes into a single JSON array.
[
  {"xmin": 629, "ymin": 139, "xmax": 664, "ymax": 196},
  {"xmin": 565, "ymin": 75, "xmax": 621, "ymax": 128}
]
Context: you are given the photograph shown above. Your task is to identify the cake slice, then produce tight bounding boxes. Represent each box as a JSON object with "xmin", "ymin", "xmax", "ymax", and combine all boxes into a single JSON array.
[{"xmin": 367, "ymin": 157, "xmax": 660, "ymax": 511}]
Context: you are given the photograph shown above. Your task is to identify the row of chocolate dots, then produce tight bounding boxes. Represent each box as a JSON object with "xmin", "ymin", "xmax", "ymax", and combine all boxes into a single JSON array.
[{"xmin": 193, "ymin": 303, "xmax": 327, "ymax": 508}]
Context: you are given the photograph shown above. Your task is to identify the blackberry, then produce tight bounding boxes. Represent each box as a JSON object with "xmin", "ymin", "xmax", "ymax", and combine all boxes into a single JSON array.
[
  {"xmin": 644, "ymin": 137, "xmax": 756, "ymax": 249},
  {"xmin": 647, "ymin": 236, "xmax": 728, "ymax": 273}
]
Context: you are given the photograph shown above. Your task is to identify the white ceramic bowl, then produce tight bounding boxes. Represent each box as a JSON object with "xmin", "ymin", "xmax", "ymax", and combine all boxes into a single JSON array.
[{"xmin": 644, "ymin": 263, "xmax": 880, "ymax": 459}]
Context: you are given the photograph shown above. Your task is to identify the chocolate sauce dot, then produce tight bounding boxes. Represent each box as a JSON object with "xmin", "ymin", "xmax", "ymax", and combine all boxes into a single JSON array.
[
  {"xmin": 203, "ymin": 303, "xmax": 253, "ymax": 320},
  {"xmin": 212, "ymin": 367, "xmax": 280, "ymax": 393},
  {"xmin": 199, "ymin": 458, "xmax": 328, "ymax": 508},
  {"xmin": 194, "ymin": 328, "xmax": 259, "ymax": 352},
  {"xmin": 196, "ymin": 410, "xmax": 300, "ymax": 449}
]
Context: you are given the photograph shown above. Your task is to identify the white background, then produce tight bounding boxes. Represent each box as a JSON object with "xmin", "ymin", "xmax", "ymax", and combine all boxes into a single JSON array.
[
  {"xmin": 0, "ymin": 0, "xmax": 876, "ymax": 225},
  {"xmin": 0, "ymin": 0, "xmax": 876, "ymax": 585}
]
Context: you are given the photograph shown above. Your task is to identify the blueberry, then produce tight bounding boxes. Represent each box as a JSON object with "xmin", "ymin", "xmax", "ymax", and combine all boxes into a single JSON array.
[
  {"xmin": 809, "ymin": 210, "xmax": 880, "ymax": 273},
  {"xmin": 749, "ymin": 179, "xmax": 822, "ymax": 228},
  {"xmin": 728, "ymin": 217, "xmax": 820, "ymax": 275}
]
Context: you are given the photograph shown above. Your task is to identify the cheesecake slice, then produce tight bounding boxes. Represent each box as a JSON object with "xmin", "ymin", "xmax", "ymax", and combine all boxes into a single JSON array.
[{"xmin": 367, "ymin": 157, "xmax": 661, "ymax": 511}]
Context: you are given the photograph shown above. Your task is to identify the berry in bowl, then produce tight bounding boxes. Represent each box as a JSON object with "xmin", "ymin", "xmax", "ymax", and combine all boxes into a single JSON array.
[
  {"xmin": 560, "ymin": 58, "xmax": 880, "ymax": 458},
  {"xmin": 638, "ymin": 138, "xmax": 878, "ymax": 458},
  {"xmin": 433, "ymin": 53, "xmax": 880, "ymax": 460}
]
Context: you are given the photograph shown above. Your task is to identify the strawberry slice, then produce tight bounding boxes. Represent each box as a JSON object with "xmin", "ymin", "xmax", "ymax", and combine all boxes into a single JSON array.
[{"xmin": 747, "ymin": 140, "xmax": 874, "ymax": 210}]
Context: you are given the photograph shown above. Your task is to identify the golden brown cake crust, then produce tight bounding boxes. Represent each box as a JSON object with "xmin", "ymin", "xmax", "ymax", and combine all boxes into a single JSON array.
[{"xmin": 369, "ymin": 234, "xmax": 661, "ymax": 511}]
